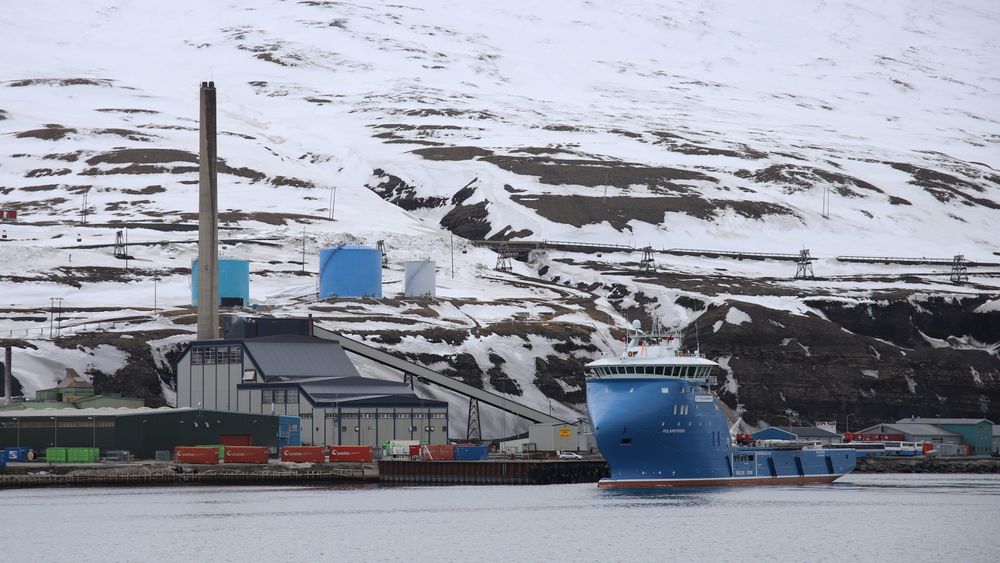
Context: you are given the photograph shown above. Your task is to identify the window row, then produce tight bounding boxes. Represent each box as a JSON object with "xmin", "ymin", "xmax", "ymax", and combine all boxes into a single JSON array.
[
  {"xmin": 192, "ymin": 346, "xmax": 243, "ymax": 365},
  {"xmin": 262, "ymin": 389, "xmax": 299, "ymax": 404},
  {"xmin": 594, "ymin": 365, "xmax": 713, "ymax": 378},
  {"xmin": 339, "ymin": 426, "xmax": 445, "ymax": 433}
]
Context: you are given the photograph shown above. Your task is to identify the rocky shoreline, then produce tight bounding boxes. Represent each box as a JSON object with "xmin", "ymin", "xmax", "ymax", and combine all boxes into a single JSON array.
[{"xmin": 855, "ymin": 456, "xmax": 1000, "ymax": 474}]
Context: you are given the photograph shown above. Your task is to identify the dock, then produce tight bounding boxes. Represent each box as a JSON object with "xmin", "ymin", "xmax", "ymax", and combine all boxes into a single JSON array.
[
  {"xmin": 378, "ymin": 459, "xmax": 609, "ymax": 485},
  {"xmin": 0, "ymin": 459, "xmax": 608, "ymax": 489}
]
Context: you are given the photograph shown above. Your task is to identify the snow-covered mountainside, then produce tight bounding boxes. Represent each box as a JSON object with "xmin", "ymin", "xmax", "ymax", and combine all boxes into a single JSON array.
[{"xmin": 1, "ymin": 0, "xmax": 999, "ymax": 435}]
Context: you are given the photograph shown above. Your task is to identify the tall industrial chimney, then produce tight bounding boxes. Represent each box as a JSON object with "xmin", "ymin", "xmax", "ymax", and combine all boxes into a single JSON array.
[
  {"xmin": 4, "ymin": 345, "xmax": 12, "ymax": 405},
  {"xmin": 197, "ymin": 81, "xmax": 220, "ymax": 340}
]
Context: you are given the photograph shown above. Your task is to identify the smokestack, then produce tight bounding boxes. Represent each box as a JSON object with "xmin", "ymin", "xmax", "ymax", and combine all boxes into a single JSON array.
[
  {"xmin": 197, "ymin": 81, "xmax": 220, "ymax": 340},
  {"xmin": 4, "ymin": 346, "xmax": 11, "ymax": 405}
]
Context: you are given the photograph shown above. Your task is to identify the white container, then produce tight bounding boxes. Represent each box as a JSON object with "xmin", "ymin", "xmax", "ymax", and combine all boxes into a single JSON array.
[{"xmin": 404, "ymin": 260, "xmax": 436, "ymax": 298}]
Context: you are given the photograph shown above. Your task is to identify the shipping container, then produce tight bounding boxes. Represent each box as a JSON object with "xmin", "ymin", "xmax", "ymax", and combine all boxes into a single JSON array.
[
  {"xmin": 220, "ymin": 434, "xmax": 251, "ymax": 446},
  {"xmin": 454, "ymin": 445, "xmax": 489, "ymax": 461},
  {"xmin": 408, "ymin": 444, "xmax": 422, "ymax": 457},
  {"xmin": 421, "ymin": 444, "xmax": 455, "ymax": 461},
  {"xmin": 280, "ymin": 446, "xmax": 326, "ymax": 463},
  {"xmin": 4, "ymin": 447, "xmax": 35, "ymax": 462},
  {"xmin": 197, "ymin": 445, "xmax": 226, "ymax": 460},
  {"xmin": 329, "ymin": 445, "xmax": 373, "ymax": 462},
  {"xmin": 46, "ymin": 447, "xmax": 67, "ymax": 463},
  {"xmin": 223, "ymin": 445, "xmax": 269, "ymax": 464},
  {"xmin": 174, "ymin": 446, "xmax": 220, "ymax": 465},
  {"xmin": 65, "ymin": 448, "xmax": 100, "ymax": 463},
  {"xmin": 0, "ymin": 452, "xmax": 6, "ymax": 469}
]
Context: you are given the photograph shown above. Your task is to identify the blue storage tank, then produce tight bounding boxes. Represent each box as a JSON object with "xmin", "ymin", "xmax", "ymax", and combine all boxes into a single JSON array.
[
  {"xmin": 454, "ymin": 445, "xmax": 489, "ymax": 461},
  {"xmin": 191, "ymin": 258, "xmax": 251, "ymax": 306},
  {"xmin": 319, "ymin": 245, "xmax": 382, "ymax": 298}
]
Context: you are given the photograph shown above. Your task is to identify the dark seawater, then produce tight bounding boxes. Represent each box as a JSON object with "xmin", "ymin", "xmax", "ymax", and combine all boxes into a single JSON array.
[{"xmin": 1, "ymin": 474, "xmax": 997, "ymax": 562}]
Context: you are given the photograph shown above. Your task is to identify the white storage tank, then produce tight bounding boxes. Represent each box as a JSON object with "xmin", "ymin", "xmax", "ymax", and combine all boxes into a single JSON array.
[{"xmin": 404, "ymin": 260, "xmax": 436, "ymax": 298}]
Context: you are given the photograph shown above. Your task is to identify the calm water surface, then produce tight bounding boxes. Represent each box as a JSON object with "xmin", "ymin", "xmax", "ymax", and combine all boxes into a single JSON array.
[{"xmin": 2, "ymin": 474, "xmax": 998, "ymax": 562}]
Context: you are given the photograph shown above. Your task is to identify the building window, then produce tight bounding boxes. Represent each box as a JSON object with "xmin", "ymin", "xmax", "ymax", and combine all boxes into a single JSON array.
[
  {"xmin": 300, "ymin": 413, "xmax": 312, "ymax": 419},
  {"xmin": 431, "ymin": 413, "xmax": 446, "ymax": 419},
  {"xmin": 379, "ymin": 413, "xmax": 393, "ymax": 419},
  {"xmin": 409, "ymin": 426, "xmax": 417, "ymax": 432},
  {"xmin": 441, "ymin": 425, "xmax": 447, "ymax": 433},
  {"xmin": 360, "ymin": 413, "xmax": 376, "ymax": 419},
  {"xmin": 242, "ymin": 368, "xmax": 256, "ymax": 382},
  {"xmin": 262, "ymin": 390, "xmax": 274, "ymax": 404},
  {"xmin": 342, "ymin": 426, "xmax": 347, "ymax": 432}
]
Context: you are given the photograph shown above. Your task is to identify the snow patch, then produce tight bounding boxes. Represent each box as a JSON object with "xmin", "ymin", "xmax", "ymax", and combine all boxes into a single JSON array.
[
  {"xmin": 724, "ymin": 308, "xmax": 751, "ymax": 326},
  {"xmin": 861, "ymin": 369, "xmax": 879, "ymax": 379},
  {"xmin": 716, "ymin": 355, "xmax": 738, "ymax": 396}
]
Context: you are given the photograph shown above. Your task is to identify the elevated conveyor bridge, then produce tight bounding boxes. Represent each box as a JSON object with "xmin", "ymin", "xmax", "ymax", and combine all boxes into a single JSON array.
[{"xmin": 312, "ymin": 325, "xmax": 567, "ymax": 425}]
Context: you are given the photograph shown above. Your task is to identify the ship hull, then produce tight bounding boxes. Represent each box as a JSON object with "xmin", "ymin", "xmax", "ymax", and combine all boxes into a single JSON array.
[
  {"xmin": 586, "ymin": 377, "xmax": 856, "ymax": 487},
  {"xmin": 597, "ymin": 473, "xmax": 844, "ymax": 488}
]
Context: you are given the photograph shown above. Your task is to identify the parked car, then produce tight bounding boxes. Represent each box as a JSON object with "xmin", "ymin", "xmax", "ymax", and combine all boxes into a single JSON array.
[{"xmin": 557, "ymin": 451, "xmax": 583, "ymax": 460}]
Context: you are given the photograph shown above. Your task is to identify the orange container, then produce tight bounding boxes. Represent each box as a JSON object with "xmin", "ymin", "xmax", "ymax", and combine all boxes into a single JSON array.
[
  {"xmin": 281, "ymin": 446, "xmax": 326, "ymax": 463},
  {"xmin": 174, "ymin": 447, "xmax": 219, "ymax": 465},
  {"xmin": 329, "ymin": 445, "xmax": 373, "ymax": 462},
  {"xmin": 223, "ymin": 445, "xmax": 269, "ymax": 464},
  {"xmin": 422, "ymin": 444, "xmax": 454, "ymax": 461}
]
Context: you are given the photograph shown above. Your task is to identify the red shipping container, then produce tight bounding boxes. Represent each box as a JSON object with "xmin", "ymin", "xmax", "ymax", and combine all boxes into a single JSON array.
[
  {"xmin": 223, "ymin": 446, "xmax": 269, "ymax": 464},
  {"xmin": 329, "ymin": 445, "xmax": 373, "ymax": 462},
  {"xmin": 174, "ymin": 447, "xmax": 219, "ymax": 465},
  {"xmin": 422, "ymin": 444, "xmax": 454, "ymax": 461},
  {"xmin": 220, "ymin": 434, "xmax": 251, "ymax": 446},
  {"xmin": 281, "ymin": 446, "xmax": 326, "ymax": 463},
  {"xmin": 408, "ymin": 445, "xmax": 421, "ymax": 457}
]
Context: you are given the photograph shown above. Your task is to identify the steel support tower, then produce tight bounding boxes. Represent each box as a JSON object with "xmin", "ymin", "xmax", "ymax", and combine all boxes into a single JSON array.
[{"xmin": 794, "ymin": 249, "xmax": 815, "ymax": 279}]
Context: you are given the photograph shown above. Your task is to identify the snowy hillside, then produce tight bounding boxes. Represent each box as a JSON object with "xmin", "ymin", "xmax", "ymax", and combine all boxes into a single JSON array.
[{"xmin": 1, "ymin": 0, "xmax": 999, "ymax": 435}]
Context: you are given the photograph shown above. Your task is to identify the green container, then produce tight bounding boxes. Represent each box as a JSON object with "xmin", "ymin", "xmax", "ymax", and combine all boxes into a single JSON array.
[
  {"xmin": 65, "ymin": 448, "xmax": 100, "ymax": 463},
  {"xmin": 198, "ymin": 445, "xmax": 225, "ymax": 460},
  {"xmin": 46, "ymin": 448, "xmax": 68, "ymax": 463}
]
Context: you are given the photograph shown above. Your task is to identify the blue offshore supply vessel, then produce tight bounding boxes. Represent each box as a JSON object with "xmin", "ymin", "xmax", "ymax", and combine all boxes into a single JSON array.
[{"xmin": 586, "ymin": 321, "xmax": 856, "ymax": 488}]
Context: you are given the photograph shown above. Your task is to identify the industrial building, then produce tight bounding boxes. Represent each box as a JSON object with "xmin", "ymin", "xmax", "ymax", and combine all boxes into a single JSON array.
[
  {"xmin": 856, "ymin": 418, "xmax": 996, "ymax": 455},
  {"xmin": 752, "ymin": 426, "xmax": 841, "ymax": 444},
  {"xmin": 175, "ymin": 334, "xmax": 448, "ymax": 447},
  {"xmin": 1, "ymin": 369, "xmax": 144, "ymax": 411},
  {"xmin": 0, "ymin": 408, "xmax": 280, "ymax": 459},
  {"xmin": 855, "ymin": 422, "xmax": 963, "ymax": 448}
]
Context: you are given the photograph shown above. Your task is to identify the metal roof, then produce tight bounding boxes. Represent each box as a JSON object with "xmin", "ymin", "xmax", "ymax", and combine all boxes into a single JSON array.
[
  {"xmin": 774, "ymin": 426, "xmax": 841, "ymax": 438},
  {"xmin": 860, "ymin": 423, "xmax": 960, "ymax": 437},
  {"xmin": 243, "ymin": 376, "xmax": 448, "ymax": 407},
  {"xmin": 897, "ymin": 417, "xmax": 995, "ymax": 425},
  {"xmin": 0, "ymin": 407, "xmax": 194, "ymax": 418},
  {"xmin": 242, "ymin": 335, "xmax": 361, "ymax": 380}
]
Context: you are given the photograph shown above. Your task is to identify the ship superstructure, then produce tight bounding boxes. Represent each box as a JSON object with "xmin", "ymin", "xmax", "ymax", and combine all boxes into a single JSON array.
[{"xmin": 586, "ymin": 321, "xmax": 855, "ymax": 487}]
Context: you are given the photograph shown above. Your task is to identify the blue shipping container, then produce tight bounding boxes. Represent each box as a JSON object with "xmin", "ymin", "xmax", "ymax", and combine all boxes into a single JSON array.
[
  {"xmin": 0, "ymin": 451, "xmax": 6, "ymax": 468},
  {"xmin": 4, "ymin": 447, "xmax": 32, "ymax": 462},
  {"xmin": 191, "ymin": 258, "xmax": 251, "ymax": 306},
  {"xmin": 278, "ymin": 416, "xmax": 302, "ymax": 449},
  {"xmin": 454, "ymin": 446, "xmax": 489, "ymax": 461},
  {"xmin": 319, "ymin": 245, "xmax": 382, "ymax": 298}
]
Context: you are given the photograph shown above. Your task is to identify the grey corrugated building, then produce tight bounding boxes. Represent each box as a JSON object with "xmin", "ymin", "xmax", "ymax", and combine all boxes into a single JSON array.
[
  {"xmin": 856, "ymin": 422, "xmax": 962, "ymax": 446},
  {"xmin": 176, "ymin": 335, "xmax": 448, "ymax": 447}
]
